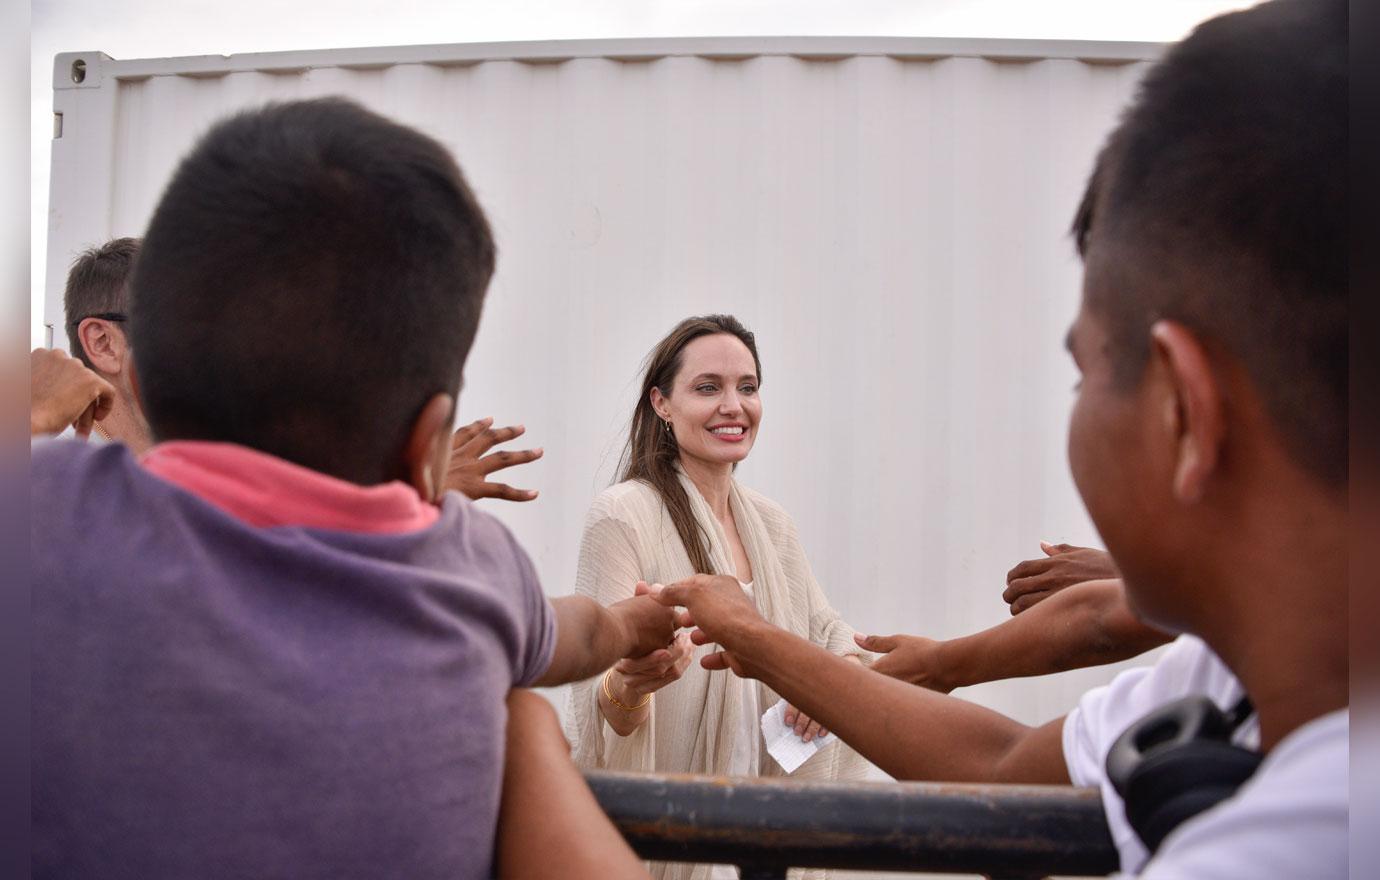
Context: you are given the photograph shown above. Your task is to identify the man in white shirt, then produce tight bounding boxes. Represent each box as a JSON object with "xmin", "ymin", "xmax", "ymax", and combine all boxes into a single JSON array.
[{"xmin": 652, "ymin": 1, "xmax": 1348, "ymax": 876}]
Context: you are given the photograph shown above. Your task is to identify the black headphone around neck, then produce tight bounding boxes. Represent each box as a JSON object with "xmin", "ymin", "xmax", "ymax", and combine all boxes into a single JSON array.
[{"xmin": 1104, "ymin": 693, "xmax": 1260, "ymax": 856}]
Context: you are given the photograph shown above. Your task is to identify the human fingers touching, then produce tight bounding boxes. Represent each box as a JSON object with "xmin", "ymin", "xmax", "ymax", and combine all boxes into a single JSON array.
[
  {"xmin": 616, "ymin": 633, "xmax": 695, "ymax": 696},
  {"xmin": 853, "ymin": 633, "xmax": 897, "ymax": 652},
  {"xmin": 865, "ymin": 634, "xmax": 954, "ymax": 692},
  {"xmin": 609, "ymin": 593, "xmax": 677, "ymax": 658},
  {"xmin": 614, "ymin": 648, "xmax": 673, "ymax": 677},
  {"xmin": 652, "ymin": 574, "xmax": 764, "ymax": 651}
]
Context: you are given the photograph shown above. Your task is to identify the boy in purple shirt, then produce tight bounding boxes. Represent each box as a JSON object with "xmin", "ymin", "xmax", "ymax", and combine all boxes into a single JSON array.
[{"xmin": 32, "ymin": 98, "xmax": 668, "ymax": 880}]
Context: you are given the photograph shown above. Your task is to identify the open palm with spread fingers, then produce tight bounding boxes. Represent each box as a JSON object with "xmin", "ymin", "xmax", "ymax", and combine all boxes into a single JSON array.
[{"xmin": 445, "ymin": 417, "xmax": 544, "ymax": 502}]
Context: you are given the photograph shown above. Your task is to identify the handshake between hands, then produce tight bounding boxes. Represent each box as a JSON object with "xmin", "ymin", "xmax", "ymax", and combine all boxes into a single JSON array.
[
  {"xmin": 606, "ymin": 574, "xmax": 833, "ymax": 742},
  {"xmin": 609, "ymin": 573, "xmax": 768, "ymax": 678}
]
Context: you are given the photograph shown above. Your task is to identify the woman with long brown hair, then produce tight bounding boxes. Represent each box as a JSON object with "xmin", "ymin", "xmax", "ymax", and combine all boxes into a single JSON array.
[{"xmin": 566, "ymin": 314, "xmax": 870, "ymax": 880}]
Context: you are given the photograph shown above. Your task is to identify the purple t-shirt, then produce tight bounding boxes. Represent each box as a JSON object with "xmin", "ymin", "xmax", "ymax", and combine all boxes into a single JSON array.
[{"xmin": 31, "ymin": 441, "xmax": 556, "ymax": 880}]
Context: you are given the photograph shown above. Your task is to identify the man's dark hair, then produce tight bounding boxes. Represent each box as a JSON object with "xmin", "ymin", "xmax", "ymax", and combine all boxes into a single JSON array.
[
  {"xmin": 63, "ymin": 237, "xmax": 140, "ymax": 369},
  {"xmin": 1072, "ymin": 0, "xmax": 1346, "ymax": 485},
  {"xmin": 131, "ymin": 97, "xmax": 496, "ymax": 484}
]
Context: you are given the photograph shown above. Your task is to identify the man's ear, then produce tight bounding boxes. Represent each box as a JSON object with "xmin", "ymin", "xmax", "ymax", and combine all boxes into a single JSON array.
[
  {"xmin": 403, "ymin": 392, "xmax": 456, "ymax": 502},
  {"xmin": 77, "ymin": 319, "xmax": 126, "ymax": 375},
  {"xmin": 1150, "ymin": 320, "xmax": 1225, "ymax": 504}
]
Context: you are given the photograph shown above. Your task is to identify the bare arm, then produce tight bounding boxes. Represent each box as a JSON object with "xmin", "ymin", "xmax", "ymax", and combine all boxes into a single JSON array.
[
  {"xmin": 598, "ymin": 630, "xmax": 694, "ymax": 736},
  {"xmin": 30, "ymin": 348, "xmax": 114, "ymax": 437},
  {"xmin": 657, "ymin": 576, "xmax": 1070, "ymax": 785},
  {"xmin": 862, "ymin": 578, "xmax": 1172, "ymax": 692},
  {"xmin": 496, "ymin": 690, "xmax": 648, "ymax": 879},
  {"xmin": 531, "ymin": 592, "xmax": 675, "ymax": 688}
]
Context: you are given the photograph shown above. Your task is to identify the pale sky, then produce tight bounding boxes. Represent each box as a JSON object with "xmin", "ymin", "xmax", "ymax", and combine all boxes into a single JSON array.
[{"xmin": 30, "ymin": 0, "xmax": 1252, "ymax": 345}]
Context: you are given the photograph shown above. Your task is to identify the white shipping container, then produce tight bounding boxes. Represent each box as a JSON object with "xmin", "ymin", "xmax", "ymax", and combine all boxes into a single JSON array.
[{"xmin": 45, "ymin": 37, "xmax": 1165, "ymax": 741}]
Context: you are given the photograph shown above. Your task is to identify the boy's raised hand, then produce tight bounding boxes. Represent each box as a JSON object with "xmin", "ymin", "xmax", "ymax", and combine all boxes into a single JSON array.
[{"xmin": 445, "ymin": 417, "xmax": 543, "ymax": 502}]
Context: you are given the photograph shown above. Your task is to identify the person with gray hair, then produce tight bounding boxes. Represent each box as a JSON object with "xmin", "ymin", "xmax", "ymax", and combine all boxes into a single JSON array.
[{"xmin": 61, "ymin": 236, "xmax": 151, "ymax": 452}]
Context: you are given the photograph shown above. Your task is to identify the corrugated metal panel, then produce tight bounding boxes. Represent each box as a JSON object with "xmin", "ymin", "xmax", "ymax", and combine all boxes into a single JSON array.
[{"xmin": 46, "ymin": 38, "xmax": 1165, "ymax": 737}]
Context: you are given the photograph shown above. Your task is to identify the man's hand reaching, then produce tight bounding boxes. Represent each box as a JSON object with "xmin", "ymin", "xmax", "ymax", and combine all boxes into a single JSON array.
[
  {"xmin": 651, "ymin": 574, "xmax": 770, "ymax": 678},
  {"xmin": 854, "ymin": 633, "xmax": 956, "ymax": 693},
  {"xmin": 1003, "ymin": 542, "xmax": 1118, "ymax": 614}
]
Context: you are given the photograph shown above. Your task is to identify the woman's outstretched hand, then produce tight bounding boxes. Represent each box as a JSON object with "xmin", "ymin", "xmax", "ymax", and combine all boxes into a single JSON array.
[{"xmin": 611, "ymin": 631, "xmax": 695, "ymax": 700}]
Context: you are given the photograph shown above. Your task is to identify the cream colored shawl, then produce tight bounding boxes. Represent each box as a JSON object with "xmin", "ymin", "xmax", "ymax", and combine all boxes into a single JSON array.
[{"xmin": 566, "ymin": 471, "xmax": 871, "ymax": 880}]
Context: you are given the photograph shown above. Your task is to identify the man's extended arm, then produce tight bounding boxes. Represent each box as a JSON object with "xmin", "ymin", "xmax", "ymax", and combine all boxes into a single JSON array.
[
  {"xmin": 861, "ymin": 578, "xmax": 1172, "ymax": 692},
  {"xmin": 532, "ymin": 589, "xmax": 675, "ymax": 687},
  {"xmin": 656, "ymin": 576, "xmax": 1070, "ymax": 785}
]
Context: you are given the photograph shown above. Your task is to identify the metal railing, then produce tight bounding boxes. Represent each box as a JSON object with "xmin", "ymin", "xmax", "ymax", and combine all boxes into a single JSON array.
[{"xmin": 586, "ymin": 771, "xmax": 1119, "ymax": 880}]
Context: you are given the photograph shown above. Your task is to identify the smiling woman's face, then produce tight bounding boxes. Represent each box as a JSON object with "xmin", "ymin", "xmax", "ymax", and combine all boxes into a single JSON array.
[{"xmin": 652, "ymin": 333, "xmax": 762, "ymax": 472}]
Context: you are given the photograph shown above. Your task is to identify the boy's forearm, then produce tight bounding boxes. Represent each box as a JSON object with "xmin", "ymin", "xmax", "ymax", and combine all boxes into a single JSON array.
[
  {"xmin": 939, "ymin": 579, "xmax": 1168, "ymax": 689},
  {"xmin": 938, "ymin": 599, "xmax": 1090, "ymax": 689},
  {"xmin": 497, "ymin": 692, "xmax": 648, "ymax": 879},
  {"xmin": 735, "ymin": 625, "xmax": 1068, "ymax": 784},
  {"xmin": 533, "ymin": 596, "xmax": 630, "ymax": 687}
]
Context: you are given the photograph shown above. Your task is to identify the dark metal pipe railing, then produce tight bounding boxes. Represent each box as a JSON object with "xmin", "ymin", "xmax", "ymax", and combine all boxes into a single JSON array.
[{"xmin": 586, "ymin": 771, "xmax": 1119, "ymax": 880}]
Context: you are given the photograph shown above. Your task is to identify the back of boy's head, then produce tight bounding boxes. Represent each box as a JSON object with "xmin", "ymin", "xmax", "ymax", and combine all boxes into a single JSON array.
[
  {"xmin": 130, "ymin": 97, "xmax": 495, "ymax": 484},
  {"xmin": 1072, "ymin": 0, "xmax": 1346, "ymax": 486}
]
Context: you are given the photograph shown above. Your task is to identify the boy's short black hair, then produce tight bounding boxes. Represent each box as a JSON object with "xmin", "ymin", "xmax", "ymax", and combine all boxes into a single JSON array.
[
  {"xmin": 1072, "ymin": 0, "xmax": 1347, "ymax": 485},
  {"xmin": 63, "ymin": 237, "xmax": 140, "ymax": 369},
  {"xmin": 131, "ymin": 98, "xmax": 496, "ymax": 484}
]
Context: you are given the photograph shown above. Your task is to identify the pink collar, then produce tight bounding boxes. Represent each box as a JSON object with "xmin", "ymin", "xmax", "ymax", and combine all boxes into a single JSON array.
[{"xmin": 141, "ymin": 441, "xmax": 440, "ymax": 534}]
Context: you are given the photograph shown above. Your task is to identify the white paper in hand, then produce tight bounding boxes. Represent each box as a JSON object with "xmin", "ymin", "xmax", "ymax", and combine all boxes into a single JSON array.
[{"xmin": 760, "ymin": 697, "xmax": 829, "ymax": 774}]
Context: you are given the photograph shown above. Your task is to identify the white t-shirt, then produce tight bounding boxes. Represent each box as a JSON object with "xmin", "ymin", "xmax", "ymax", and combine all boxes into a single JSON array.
[{"xmin": 1063, "ymin": 635, "xmax": 1348, "ymax": 878}]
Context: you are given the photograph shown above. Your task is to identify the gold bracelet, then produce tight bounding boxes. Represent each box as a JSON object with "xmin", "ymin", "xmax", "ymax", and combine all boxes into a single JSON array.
[{"xmin": 602, "ymin": 670, "xmax": 652, "ymax": 711}]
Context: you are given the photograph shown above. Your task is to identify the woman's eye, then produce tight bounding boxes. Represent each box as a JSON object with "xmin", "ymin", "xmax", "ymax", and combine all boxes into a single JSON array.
[
  {"xmin": 696, "ymin": 384, "xmax": 718, "ymax": 393},
  {"xmin": 739, "ymin": 385, "xmax": 758, "ymax": 395}
]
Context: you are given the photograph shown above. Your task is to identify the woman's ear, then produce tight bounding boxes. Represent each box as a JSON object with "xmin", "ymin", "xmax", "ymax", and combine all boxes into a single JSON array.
[
  {"xmin": 650, "ymin": 386, "xmax": 669, "ymax": 422},
  {"xmin": 403, "ymin": 393, "xmax": 456, "ymax": 502}
]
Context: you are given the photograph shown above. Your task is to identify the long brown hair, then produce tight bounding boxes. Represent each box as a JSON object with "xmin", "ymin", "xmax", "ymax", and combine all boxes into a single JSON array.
[{"xmin": 616, "ymin": 314, "xmax": 763, "ymax": 574}]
